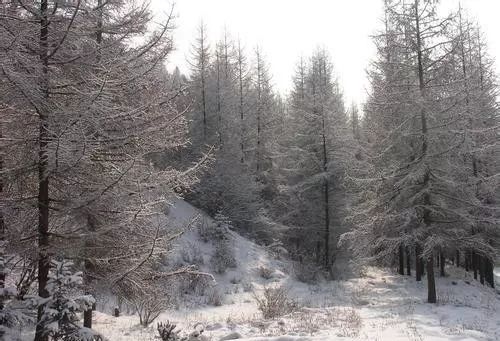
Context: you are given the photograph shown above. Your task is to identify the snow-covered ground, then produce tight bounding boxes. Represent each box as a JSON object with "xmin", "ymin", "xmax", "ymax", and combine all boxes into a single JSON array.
[
  {"xmin": 91, "ymin": 199, "xmax": 500, "ymax": 341},
  {"xmin": 93, "ymin": 266, "xmax": 500, "ymax": 340}
]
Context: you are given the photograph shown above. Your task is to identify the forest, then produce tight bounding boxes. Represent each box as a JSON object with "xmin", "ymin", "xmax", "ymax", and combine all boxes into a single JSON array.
[{"xmin": 0, "ymin": 0, "xmax": 499, "ymax": 340}]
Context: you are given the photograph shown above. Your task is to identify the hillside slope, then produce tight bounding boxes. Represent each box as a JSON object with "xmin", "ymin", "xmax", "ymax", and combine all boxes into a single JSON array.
[{"xmin": 92, "ymin": 200, "xmax": 500, "ymax": 341}]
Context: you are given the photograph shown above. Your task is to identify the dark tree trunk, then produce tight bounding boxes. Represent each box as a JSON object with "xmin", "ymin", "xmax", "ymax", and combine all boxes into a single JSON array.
[
  {"xmin": 486, "ymin": 259, "xmax": 494, "ymax": 288},
  {"xmin": 465, "ymin": 250, "xmax": 470, "ymax": 272},
  {"xmin": 406, "ymin": 246, "xmax": 411, "ymax": 276},
  {"xmin": 0, "ymin": 125, "xmax": 4, "ymax": 329},
  {"xmin": 439, "ymin": 251, "xmax": 445, "ymax": 277},
  {"xmin": 479, "ymin": 256, "xmax": 485, "ymax": 285},
  {"xmin": 398, "ymin": 245, "xmax": 405, "ymax": 275},
  {"xmin": 35, "ymin": 1, "xmax": 51, "ymax": 340},
  {"xmin": 473, "ymin": 252, "xmax": 478, "ymax": 280},
  {"xmin": 323, "ymin": 179, "xmax": 330, "ymax": 269},
  {"xmin": 237, "ymin": 42, "xmax": 245, "ymax": 163},
  {"xmin": 456, "ymin": 250, "xmax": 460, "ymax": 268},
  {"xmin": 315, "ymin": 240, "xmax": 321, "ymax": 265},
  {"xmin": 416, "ymin": 245, "xmax": 422, "ymax": 282},
  {"xmin": 84, "ymin": 308, "xmax": 93, "ymax": 329},
  {"xmin": 427, "ymin": 256, "xmax": 437, "ymax": 303},
  {"xmin": 255, "ymin": 51, "xmax": 263, "ymax": 173},
  {"xmin": 320, "ymin": 98, "xmax": 330, "ymax": 270}
]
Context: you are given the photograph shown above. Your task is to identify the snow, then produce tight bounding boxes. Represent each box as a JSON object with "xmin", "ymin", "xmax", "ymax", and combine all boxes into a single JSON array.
[{"xmin": 90, "ymin": 200, "xmax": 500, "ymax": 341}]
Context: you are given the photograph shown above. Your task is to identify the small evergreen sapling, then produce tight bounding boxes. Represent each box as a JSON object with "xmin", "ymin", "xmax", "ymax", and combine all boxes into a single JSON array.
[{"xmin": 37, "ymin": 260, "xmax": 100, "ymax": 340}]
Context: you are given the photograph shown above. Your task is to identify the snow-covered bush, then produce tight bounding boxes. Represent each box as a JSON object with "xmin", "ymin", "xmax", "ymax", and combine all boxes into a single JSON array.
[
  {"xmin": 253, "ymin": 286, "xmax": 299, "ymax": 319},
  {"xmin": 242, "ymin": 281, "xmax": 253, "ymax": 293},
  {"xmin": 199, "ymin": 213, "xmax": 231, "ymax": 242},
  {"xmin": 293, "ymin": 262, "xmax": 320, "ymax": 284},
  {"xmin": 209, "ymin": 213, "xmax": 236, "ymax": 274},
  {"xmin": 128, "ymin": 289, "xmax": 172, "ymax": 327},
  {"xmin": 206, "ymin": 286, "xmax": 224, "ymax": 306},
  {"xmin": 38, "ymin": 260, "xmax": 101, "ymax": 340},
  {"xmin": 179, "ymin": 242, "xmax": 204, "ymax": 266},
  {"xmin": 258, "ymin": 266, "xmax": 274, "ymax": 280},
  {"xmin": 337, "ymin": 307, "xmax": 362, "ymax": 337},
  {"xmin": 178, "ymin": 273, "xmax": 211, "ymax": 297},
  {"xmin": 212, "ymin": 241, "xmax": 237, "ymax": 274}
]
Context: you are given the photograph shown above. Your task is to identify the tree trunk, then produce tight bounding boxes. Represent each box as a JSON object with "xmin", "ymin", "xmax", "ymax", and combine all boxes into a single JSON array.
[
  {"xmin": 315, "ymin": 240, "xmax": 321, "ymax": 265},
  {"xmin": 84, "ymin": 307, "xmax": 93, "ymax": 329},
  {"xmin": 427, "ymin": 256, "xmax": 437, "ymax": 303},
  {"xmin": 216, "ymin": 51, "xmax": 222, "ymax": 145},
  {"xmin": 473, "ymin": 252, "xmax": 478, "ymax": 280},
  {"xmin": 255, "ymin": 51, "xmax": 263, "ymax": 173},
  {"xmin": 456, "ymin": 250, "xmax": 460, "ymax": 268},
  {"xmin": 323, "ymin": 179, "xmax": 330, "ymax": 269},
  {"xmin": 439, "ymin": 251, "xmax": 445, "ymax": 277},
  {"xmin": 321, "ymin": 103, "xmax": 330, "ymax": 269},
  {"xmin": 35, "ymin": 2, "xmax": 51, "ymax": 341},
  {"xmin": 465, "ymin": 250, "xmax": 472, "ymax": 272},
  {"xmin": 486, "ymin": 259, "xmax": 494, "ymax": 288},
  {"xmin": 237, "ymin": 41, "xmax": 245, "ymax": 163},
  {"xmin": 82, "ymin": 3, "xmax": 104, "ymax": 328},
  {"xmin": 479, "ymin": 255, "xmax": 485, "ymax": 285},
  {"xmin": 416, "ymin": 245, "xmax": 422, "ymax": 282},
  {"xmin": 406, "ymin": 246, "xmax": 411, "ymax": 276},
  {"xmin": 414, "ymin": 0, "xmax": 429, "ymax": 285},
  {"xmin": 0, "ymin": 124, "xmax": 5, "ymax": 332},
  {"xmin": 398, "ymin": 245, "xmax": 404, "ymax": 275}
]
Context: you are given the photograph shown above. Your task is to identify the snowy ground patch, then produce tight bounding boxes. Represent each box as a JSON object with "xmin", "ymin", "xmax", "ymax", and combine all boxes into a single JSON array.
[{"xmin": 91, "ymin": 200, "xmax": 500, "ymax": 340}]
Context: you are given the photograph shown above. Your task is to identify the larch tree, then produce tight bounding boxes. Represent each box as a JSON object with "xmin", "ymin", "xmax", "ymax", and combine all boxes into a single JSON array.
[
  {"xmin": 1, "ymin": 0, "xmax": 205, "ymax": 338},
  {"xmin": 344, "ymin": 0, "xmax": 500, "ymax": 303},
  {"xmin": 275, "ymin": 50, "xmax": 349, "ymax": 270}
]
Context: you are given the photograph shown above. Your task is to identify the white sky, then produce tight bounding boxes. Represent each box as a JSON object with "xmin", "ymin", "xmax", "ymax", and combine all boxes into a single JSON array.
[{"xmin": 152, "ymin": 0, "xmax": 500, "ymax": 105}]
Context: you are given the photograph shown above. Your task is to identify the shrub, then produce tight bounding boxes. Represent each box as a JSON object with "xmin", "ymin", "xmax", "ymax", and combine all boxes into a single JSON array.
[
  {"xmin": 242, "ymin": 281, "xmax": 253, "ymax": 293},
  {"xmin": 258, "ymin": 266, "xmax": 274, "ymax": 280},
  {"xmin": 157, "ymin": 320, "xmax": 181, "ymax": 341},
  {"xmin": 254, "ymin": 286, "xmax": 299, "ymax": 319},
  {"xmin": 200, "ymin": 212, "xmax": 236, "ymax": 274},
  {"xmin": 179, "ymin": 242, "xmax": 204, "ymax": 266},
  {"xmin": 127, "ymin": 288, "xmax": 172, "ymax": 327},
  {"xmin": 293, "ymin": 262, "xmax": 320, "ymax": 284},
  {"xmin": 212, "ymin": 240, "xmax": 236, "ymax": 274},
  {"xmin": 206, "ymin": 287, "xmax": 224, "ymax": 306}
]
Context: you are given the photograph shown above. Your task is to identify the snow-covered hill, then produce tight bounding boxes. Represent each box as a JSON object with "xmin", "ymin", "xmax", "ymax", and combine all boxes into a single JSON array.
[{"xmin": 92, "ymin": 200, "xmax": 500, "ymax": 341}]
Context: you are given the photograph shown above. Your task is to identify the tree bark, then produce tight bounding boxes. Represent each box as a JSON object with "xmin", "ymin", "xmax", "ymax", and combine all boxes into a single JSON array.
[
  {"xmin": 439, "ymin": 250, "xmax": 445, "ymax": 277},
  {"xmin": 323, "ymin": 179, "xmax": 330, "ymax": 269},
  {"xmin": 83, "ymin": 306, "xmax": 93, "ymax": 329},
  {"xmin": 320, "ymin": 77, "xmax": 330, "ymax": 270},
  {"xmin": 398, "ymin": 245, "xmax": 405, "ymax": 275},
  {"xmin": 473, "ymin": 252, "xmax": 478, "ymax": 280},
  {"xmin": 406, "ymin": 246, "xmax": 411, "ymax": 276},
  {"xmin": 0, "ymin": 117, "xmax": 5, "ymax": 333},
  {"xmin": 35, "ymin": 1, "xmax": 51, "ymax": 340},
  {"xmin": 416, "ymin": 245, "xmax": 422, "ymax": 282},
  {"xmin": 427, "ymin": 256, "xmax": 437, "ymax": 303},
  {"xmin": 237, "ymin": 41, "xmax": 245, "ymax": 163},
  {"xmin": 486, "ymin": 258, "xmax": 494, "ymax": 288},
  {"xmin": 479, "ymin": 255, "xmax": 485, "ymax": 285}
]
